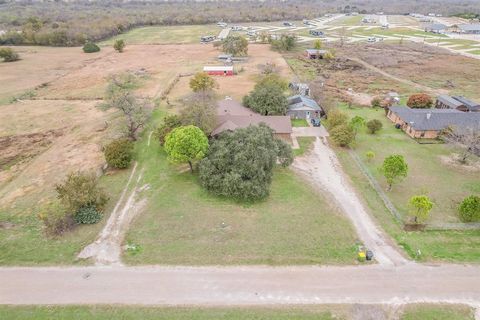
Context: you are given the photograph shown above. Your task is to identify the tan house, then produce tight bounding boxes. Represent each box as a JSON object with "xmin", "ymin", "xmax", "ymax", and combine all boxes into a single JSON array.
[
  {"xmin": 213, "ymin": 99, "xmax": 292, "ymax": 143},
  {"xmin": 387, "ymin": 106, "xmax": 480, "ymax": 139}
]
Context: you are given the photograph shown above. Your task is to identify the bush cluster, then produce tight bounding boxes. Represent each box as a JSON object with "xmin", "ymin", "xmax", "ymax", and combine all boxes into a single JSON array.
[
  {"xmin": 104, "ymin": 138, "xmax": 134, "ymax": 169},
  {"xmin": 74, "ymin": 206, "xmax": 103, "ymax": 225},
  {"xmin": 0, "ymin": 48, "xmax": 19, "ymax": 62},
  {"xmin": 459, "ymin": 195, "xmax": 480, "ymax": 222},
  {"xmin": 83, "ymin": 42, "xmax": 100, "ymax": 53}
]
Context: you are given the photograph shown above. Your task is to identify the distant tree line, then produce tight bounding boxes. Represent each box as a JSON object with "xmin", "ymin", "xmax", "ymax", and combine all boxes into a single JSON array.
[{"xmin": 1, "ymin": 0, "xmax": 480, "ymax": 46}]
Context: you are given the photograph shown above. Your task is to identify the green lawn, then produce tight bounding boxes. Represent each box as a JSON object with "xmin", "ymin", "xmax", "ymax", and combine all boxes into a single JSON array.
[
  {"xmin": 0, "ymin": 169, "xmax": 132, "ymax": 265},
  {"xmin": 334, "ymin": 105, "xmax": 480, "ymax": 262},
  {"xmin": 123, "ymin": 109, "xmax": 357, "ymax": 265},
  {"xmin": 291, "ymin": 118, "xmax": 309, "ymax": 127},
  {"xmin": 101, "ymin": 24, "xmax": 219, "ymax": 45},
  {"xmin": 402, "ymin": 304, "xmax": 474, "ymax": 320},
  {"xmin": 0, "ymin": 305, "xmax": 473, "ymax": 320}
]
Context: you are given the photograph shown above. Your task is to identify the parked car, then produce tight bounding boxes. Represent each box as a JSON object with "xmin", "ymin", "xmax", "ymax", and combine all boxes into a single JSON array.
[
  {"xmin": 200, "ymin": 35, "xmax": 216, "ymax": 43},
  {"xmin": 283, "ymin": 21, "xmax": 294, "ymax": 27},
  {"xmin": 311, "ymin": 118, "xmax": 321, "ymax": 127},
  {"xmin": 217, "ymin": 22, "xmax": 227, "ymax": 28},
  {"xmin": 231, "ymin": 26, "xmax": 243, "ymax": 31},
  {"xmin": 309, "ymin": 30, "xmax": 325, "ymax": 37},
  {"xmin": 367, "ymin": 37, "xmax": 377, "ymax": 43}
]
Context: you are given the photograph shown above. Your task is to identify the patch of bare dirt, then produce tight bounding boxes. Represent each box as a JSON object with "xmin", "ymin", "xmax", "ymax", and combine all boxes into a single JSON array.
[
  {"xmin": 440, "ymin": 154, "xmax": 480, "ymax": 172},
  {"xmin": 0, "ymin": 100, "xmax": 115, "ymax": 208}
]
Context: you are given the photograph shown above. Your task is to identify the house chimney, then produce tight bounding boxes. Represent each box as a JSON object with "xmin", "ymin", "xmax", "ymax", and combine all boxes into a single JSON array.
[{"xmin": 426, "ymin": 113, "xmax": 431, "ymax": 120}]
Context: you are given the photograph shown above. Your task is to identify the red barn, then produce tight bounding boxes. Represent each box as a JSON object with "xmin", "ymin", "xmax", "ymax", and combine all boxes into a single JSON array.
[{"xmin": 203, "ymin": 66, "xmax": 234, "ymax": 76}]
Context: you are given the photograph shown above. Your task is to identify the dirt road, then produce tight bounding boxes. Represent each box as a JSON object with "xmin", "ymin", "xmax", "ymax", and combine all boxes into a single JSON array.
[
  {"xmin": 1, "ymin": 264, "xmax": 479, "ymax": 306},
  {"xmin": 293, "ymin": 138, "xmax": 407, "ymax": 266}
]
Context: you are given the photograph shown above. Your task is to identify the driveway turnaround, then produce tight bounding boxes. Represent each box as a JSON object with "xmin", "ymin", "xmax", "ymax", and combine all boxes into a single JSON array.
[{"xmin": 1, "ymin": 264, "xmax": 480, "ymax": 306}]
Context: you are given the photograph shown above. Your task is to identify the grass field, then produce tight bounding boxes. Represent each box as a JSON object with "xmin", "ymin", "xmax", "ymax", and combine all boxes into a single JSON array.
[
  {"xmin": 0, "ymin": 169, "xmax": 131, "ymax": 265},
  {"xmin": 0, "ymin": 304, "xmax": 473, "ymax": 320},
  {"xmin": 123, "ymin": 110, "xmax": 357, "ymax": 265},
  {"xmin": 334, "ymin": 105, "xmax": 480, "ymax": 262},
  {"xmin": 101, "ymin": 25, "xmax": 219, "ymax": 45}
]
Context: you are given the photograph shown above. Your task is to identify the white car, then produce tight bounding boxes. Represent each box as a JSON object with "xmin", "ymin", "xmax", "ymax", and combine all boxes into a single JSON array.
[
  {"xmin": 217, "ymin": 22, "xmax": 227, "ymax": 28},
  {"xmin": 367, "ymin": 37, "xmax": 377, "ymax": 43}
]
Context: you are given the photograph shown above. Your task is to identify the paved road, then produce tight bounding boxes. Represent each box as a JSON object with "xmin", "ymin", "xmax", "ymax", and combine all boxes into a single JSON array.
[{"xmin": 1, "ymin": 264, "xmax": 479, "ymax": 306}]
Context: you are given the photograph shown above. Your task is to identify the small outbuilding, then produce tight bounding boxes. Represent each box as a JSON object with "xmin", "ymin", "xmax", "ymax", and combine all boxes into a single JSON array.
[
  {"xmin": 203, "ymin": 66, "xmax": 234, "ymax": 76},
  {"xmin": 305, "ymin": 49, "xmax": 327, "ymax": 59},
  {"xmin": 458, "ymin": 24, "xmax": 480, "ymax": 34},
  {"xmin": 436, "ymin": 95, "xmax": 480, "ymax": 112}
]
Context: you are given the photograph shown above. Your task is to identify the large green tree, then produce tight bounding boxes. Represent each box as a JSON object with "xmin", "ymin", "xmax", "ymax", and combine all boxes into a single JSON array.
[
  {"xmin": 199, "ymin": 124, "xmax": 293, "ymax": 200},
  {"xmin": 243, "ymin": 83, "xmax": 287, "ymax": 115},
  {"xmin": 222, "ymin": 35, "xmax": 248, "ymax": 56},
  {"xmin": 381, "ymin": 154, "xmax": 408, "ymax": 191},
  {"xmin": 164, "ymin": 125, "xmax": 209, "ymax": 172}
]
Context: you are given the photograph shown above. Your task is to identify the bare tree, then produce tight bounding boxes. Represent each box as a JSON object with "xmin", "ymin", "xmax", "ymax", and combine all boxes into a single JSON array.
[
  {"xmin": 443, "ymin": 126, "xmax": 480, "ymax": 164},
  {"xmin": 106, "ymin": 73, "xmax": 151, "ymax": 140}
]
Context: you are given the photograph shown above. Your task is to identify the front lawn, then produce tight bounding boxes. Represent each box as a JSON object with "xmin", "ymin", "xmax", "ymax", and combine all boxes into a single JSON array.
[
  {"xmin": 291, "ymin": 118, "xmax": 309, "ymax": 127},
  {"xmin": 334, "ymin": 105, "xmax": 480, "ymax": 262},
  {"xmin": 123, "ymin": 110, "xmax": 357, "ymax": 265}
]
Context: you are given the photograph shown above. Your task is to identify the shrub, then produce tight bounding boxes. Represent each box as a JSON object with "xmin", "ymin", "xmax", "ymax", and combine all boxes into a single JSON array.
[
  {"xmin": 371, "ymin": 97, "xmax": 381, "ymax": 109},
  {"xmin": 155, "ymin": 114, "xmax": 182, "ymax": 145},
  {"xmin": 83, "ymin": 42, "xmax": 100, "ymax": 53},
  {"xmin": 113, "ymin": 39, "xmax": 125, "ymax": 52},
  {"xmin": 104, "ymin": 138, "xmax": 134, "ymax": 169},
  {"xmin": 326, "ymin": 109, "xmax": 348, "ymax": 129},
  {"xmin": 407, "ymin": 93, "xmax": 433, "ymax": 109},
  {"xmin": 38, "ymin": 202, "xmax": 74, "ymax": 236},
  {"xmin": 330, "ymin": 124, "xmax": 355, "ymax": 147},
  {"xmin": 74, "ymin": 205, "xmax": 103, "ymax": 224},
  {"xmin": 366, "ymin": 119, "xmax": 383, "ymax": 134},
  {"xmin": 0, "ymin": 47, "xmax": 20, "ymax": 62},
  {"xmin": 55, "ymin": 172, "xmax": 108, "ymax": 215},
  {"xmin": 366, "ymin": 151, "xmax": 375, "ymax": 162},
  {"xmin": 458, "ymin": 195, "xmax": 480, "ymax": 222}
]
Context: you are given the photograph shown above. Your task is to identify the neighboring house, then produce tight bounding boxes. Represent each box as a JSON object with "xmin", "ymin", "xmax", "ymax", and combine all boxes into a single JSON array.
[
  {"xmin": 305, "ymin": 49, "xmax": 327, "ymax": 59},
  {"xmin": 387, "ymin": 106, "xmax": 480, "ymax": 139},
  {"xmin": 458, "ymin": 24, "xmax": 480, "ymax": 34},
  {"xmin": 203, "ymin": 66, "xmax": 234, "ymax": 76},
  {"xmin": 287, "ymin": 95, "xmax": 323, "ymax": 120},
  {"xmin": 424, "ymin": 23, "xmax": 447, "ymax": 33},
  {"xmin": 435, "ymin": 95, "xmax": 480, "ymax": 112},
  {"xmin": 213, "ymin": 99, "xmax": 292, "ymax": 143}
]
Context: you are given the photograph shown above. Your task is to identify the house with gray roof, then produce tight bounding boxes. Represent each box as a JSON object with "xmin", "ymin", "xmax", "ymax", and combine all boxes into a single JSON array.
[
  {"xmin": 424, "ymin": 23, "xmax": 447, "ymax": 33},
  {"xmin": 435, "ymin": 95, "xmax": 480, "ymax": 112},
  {"xmin": 459, "ymin": 24, "xmax": 480, "ymax": 34},
  {"xmin": 287, "ymin": 95, "xmax": 323, "ymax": 120},
  {"xmin": 387, "ymin": 106, "xmax": 480, "ymax": 139}
]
